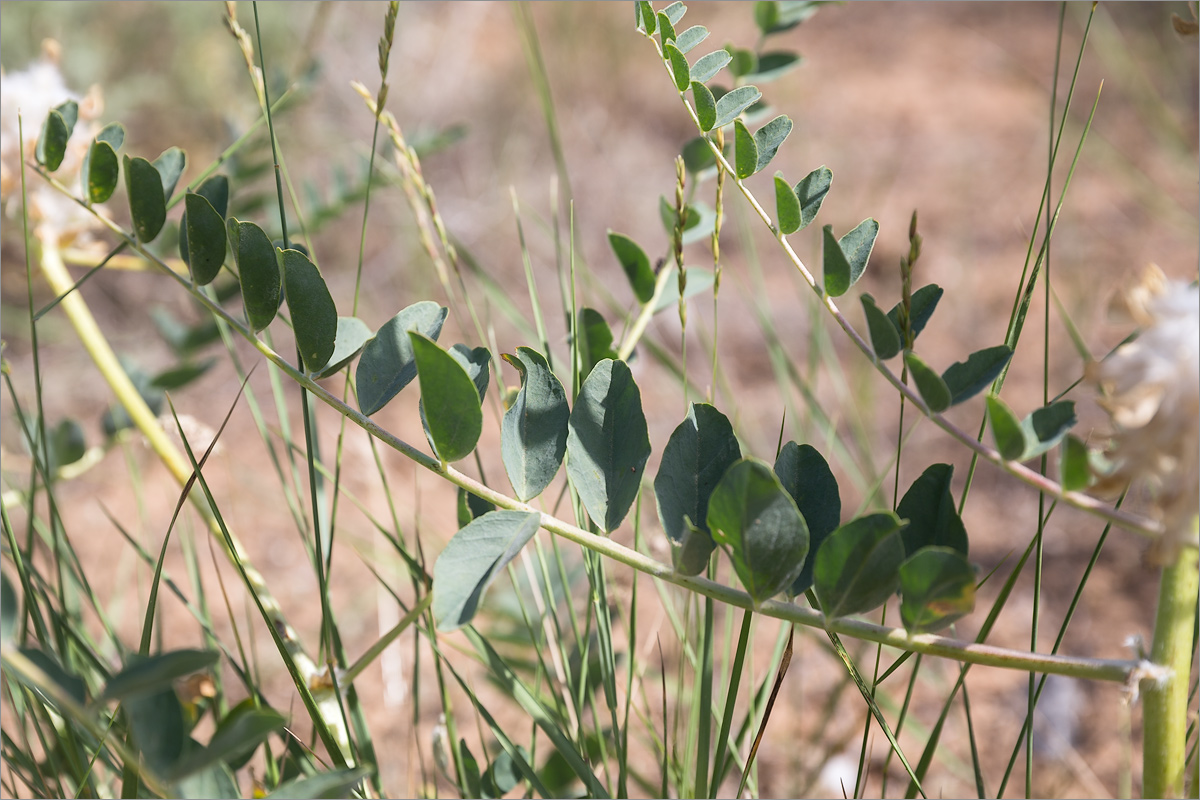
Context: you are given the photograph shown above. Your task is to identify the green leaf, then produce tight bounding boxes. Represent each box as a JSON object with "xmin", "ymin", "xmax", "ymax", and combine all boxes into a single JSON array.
[
  {"xmin": 899, "ymin": 547, "xmax": 976, "ymax": 634},
  {"xmin": 675, "ymin": 24, "xmax": 709, "ymax": 54},
  {"xmin": 745, "ymin": 51, "xmax": 802, "ymax": 83},
  {"xmin": 941, "ymin": 345, "xmax": 1013, "ymax": 406},
  {"xmin": 886, "ymin": 283, "xmax": 943, "ymax": 343},
  {"xmin": 691, "ymin": 81, "xmax": 717, "ymax": 131},
  {"xmin": 124, "ymin": 155, "xmax": 168, "ymax": 242},
  {"xmin": 712, "ymin": 85, "xmax": 762, "ymax": 129},
  {"xmin": 150, "ymin": 359, "xmax": 216, "ymax": 391},
  {"xmin": 682, "ymin": 135, "xmax": 717, "ymax": 174},
  {"xmin": 774, "ymin": 172, "xmax": 801, "ymax": 234},
  {"xmin": 774, "ymin": 441, "xmax": 840, "ymax": 595},
  {"xmin": 708, "ymin": 458, "xmax": 809, "ymax": 603},
  {"xmin": 101, "ymin": 649, "xmax": 219, "ymax": 703},
  {"xmin": 35, "ymin": 109, "xmax": 69, "ymax": 171},
  {"xmin": 152, "ymin": 146, "xmax": 187, "ymax": 199},
  {"xmin": 418, "ymin": 342, "xmax": 490, "ymax": 439},
  {"xmin": 904, "ymin": 351, "xmax": 951, "ymax": 413},
  {"xmin": 636, "ymin": 0, "xmax": 656, "ymax": 34},
  {"xmin": 459, "ymin": 740, "xmax": 483, "ymax": 799},
  {"xmin": 52, "ymin": 418, "xmax": 86, "ymax": 469},
  {"xmin": 15, "ymin": 647, "xmax": 87, "ymax": 708},
  {"xmin": 355, "ymin": 301, "xmax": 448, "ymax": 416},
  {"xmin": 501, "ymin": 347, "xmax": 569, "ymax": 502},
  {"xmin": 658, "ymin": 196, "xmax": 716, "ymax": 244},
  {"xmin": 753, "ymin": 114, "xmax": 792, "ymax": 174},
  {"xmin": 656, "ymin": 11, "xmax": 677, "ymax": 43},
  {"xmin": 896, "ymin": 463, "xmax": 968, "ymax": 556},
  {"xmin": 792, "ymin": 165, "xmax": 832, "ymax": 231},
  {"xmin": 433, "ymin": 510, "xmax": 542, "ymax": 631},
  {"xmin": 814, "ymin": 512, "xmax": 905, "ymax": 619},
  {"xmin": 665, "ymin": 42, "xmax": 690, "ymax": 91},
  {"xmin": 179, "ymin": 175, "xmax": 230, "ymax": 267},
  {"xmin": 655, "ymin": 403, "xmax": 742, "ymax": 576},
  {"xmin": 1060, "ymin": 434, "xmax": 1091, "ymax": 491},
  {"xmin": 206, "ymin": 699, "xmax": 263, "ymax": 772},
  {"xmin": 691, "ymin": 50, "xmax": 732, "ymax": 84},
  {"xmin": 653, "ymin": 265, "xmax": 715, "ymax": 313},
  {"xmin": 176, "ymin": 763, "xmax": 240, "ymax": 800},
  {"xmin": 280, "ymin": 249, "xmax": 338, "ymax": 374},
  {"xmin": 756, "ymin": 0, "xmax": 824, "ymax": 35},
  {"xmin": 822, "ymin": 218, "xmax": 878, "ymax": 297},
  {"xmin": 483, "ymin": 746, "xmax": 526, "ymax": 796},
  {"xmin": 733, "ymin": 119, "xmax": 757, "ymax": 180},
  {"xmin": 96, "ymin": 121, "xmax": 124, "ymax": 149},
  {"xmin": 1023, "ymin": 400, "xmax": 1076, "ymax": 461},
  {"xmin": 726, "ymin": 46, "xmax": 758, "ymax": 78},
  {"xmin": 986, "ymin": 394, "xmax": 1026, "ymax": 461},
  {"xmin": 861, "ymin": 293, "xmax": 901, "ymax": 360},
  {"xmin": 227, "ymin": 219, "xmax": 281, "ymax": 332},
  {"xmin": 1, "ymin": 571, "xmax": 17, "ymax": 642},
  {"xmin": 84, "ymin": 139, "xmax": 120, "ymax": 204},
  {"xmin": 566, "ymin": 359, "xmax": 651, "ymax": 532},
  {"xmin": 663, "ymin": 1, "xmax": 687, "ymax": 25},
  {"xmin": 265, "ymin": 767, "xmax": 373, "ymax": 799},
  {"xmin": 608, "ymin": 230, "xmax": 656, "ymax": 304},
  {"xmin": 167, "ymin": 708, "xmax": 285, "ymax": 781},
  {"xmin": 410, "ymin": 332, "xmax": 483, "ymax": 463},
  {"xmin": 125, "ymin": 689, "xmax": 185, "ymax": 777},
  {"xmin": 314, "ymin": 316, "xmax": 373, "ymax": 379},
  {"xmin": 457, "ymin": 486, "xmax": 496, "ymax": 529},
  {"xmin": 53, "ymin": 100, "xmax": 78, "ymax": 135},
  {"xmin": 576, "ymin": 307, "xmax": 619, "ymax": 380},
  {"xmin": 754, "ymin": 1, "xmax": 780, "ymax": 35},
  {"xmin": 183, "ymin": 193, "xmax": 227, "ymax": 285}
]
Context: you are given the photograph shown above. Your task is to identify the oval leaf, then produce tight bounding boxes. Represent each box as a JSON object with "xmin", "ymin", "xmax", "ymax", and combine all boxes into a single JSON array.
[
  {"xmin": 152, "ymin": 146, "xmax": 187, "ymax": 199},
  {"xmin": 167, "ymin": 708, "xmax": 285, "ymax": 781},
  {"xmin": 35, "ymin": 109, "xmax": 69, "ymax": 171},
  {"xmin": 942, "ymin": 345, "xmax": 1013, "ymax": 406},
  {"xmin": 823, "ymin": 218, "xmax": 878, "ymax": 297},
  {"xmin": 774, "ymin": 442, "xmax": 840, "ymax": 596},
  {"xmin": 774, "ymin": 172, "xmax": 801, "ymax": 234},
  {"xmin": 433, "ymin": 510, "xmax": 542, "ymax": 631},
  {"xmin": 410, "ymin": 332, "xmax": 482, "ymax": 463},
  {"xmin": 179, "ymin": 175, "xmax": 231, "ymax": 266},
  {"xmin": 281, "ymin": 248, "xmax": 337, "ymax": 373},
  {"xmin": 85, "ymin": 139, "xmax": 120, "ymax": 204},
  {"xmin": 691, "ymin": 81, "xmax": 717, "ymax": 131},
  {"xmin": 124, "ymin": 155, "xmax": 167, "ymax": 243},
  {"xmin": 608, "ymin": 231, "xmax": 656, "ymax": 304},
  {"xmin": 899, "ymin": 547, "xmax": 976, "ymax": 634},
  {"xmin": 887, "ymin": 283, "xmax": 943, "ymax": 344},
  {"xmin": 1060, "ymin": 434, "xmax": 1091, "ymax": 491},
  {"xmin": 862, "ymin": 293, "xmax": 901, "ymax": 360},
  {"xmin": 793, "ymin": 165, "xmax": 832, "ymax": 231},
  {"xmin": 101, "ymin": 649, "xmax": 218, "ymax": 703},
  {"xmin": 665, "ymin": 42, "xmax": 690, "ymax": 91},
  {"xmin": 228, "ymin": 219, "xmax": 281, "ymax": 332},
  {"xmin": 637, "ymin": 0, "xmax": 656, "ymax": 34},
  {"xmin": 266, "ymin": 768, "xmax": 374, "ymax": 800},
  {"xmin": 896, "ymin": 463, "xmax": 968, "ymax": 556},
  {"xmin": 708, "ymin": 458, "xmax": 809, "ymax": 603},
  {"xmin": 355, "ymin": 301, "xmax": 448, "ymax": 416},
  {"xmin": 566, "ymin": 359, "xmax": 651, "ymax": 532},
  {"xmin": 675, "ymin": 24, "xmax": 709, "ymax": 54},
  {"xmin": 183, "ymin": 193, "xmax": 227, "ymax": 285},
  {"xmin": 1021, "ymin": 400, "xmax": 1076, "ymax": 460},
  {"xmin": 745, "ymin": 51, "xmax": 802, "ymax": 83},
  {"xmin": 654, "ymin": 403, "xmax": 742, "ymax": 576},
  {"xmin": 904, "ymin": 350, "xmax": 951, "ymax": 413},
  {"xmin": 314, "ymin": 316, "xmax": 373, "ymax": 379},
  {"xmin": 986, "ymin": 394, "xmax": 1026, "ymax": 461},
  {"xmin": 656, "ymin": 11, "xmax": 677, "ymax": 42},
  {"xmin": 126, "ymin": 689, "xmax": 185, "ymax": 777},
  {"xmin": 733, "ymin": 119, "xmax": 757, "ymax": 180},
  {"xmin": 690, "ymin": 49, "xmax": 732, "ymax": 84},
  {"xmin": 814, "ymin": 512, "xmax": 905, "ymax": 619},
  {"xmin": 753, "ymin": 114, "xmax": 792, "ymax": 174},
  {"xmin": 502, "ymin": 348, "xmax": 569, "ymax": 501},
  {"xmin": 712, "ymin": 85, "xmax": 762, "ymax": 130}
]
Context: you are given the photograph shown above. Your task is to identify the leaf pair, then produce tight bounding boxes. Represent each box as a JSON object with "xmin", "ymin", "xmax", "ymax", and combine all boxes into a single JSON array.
[
  {"xmin": 860, "ymin": 284, "xmax": 944, "ymax": 360},
  {"xmin": 904, "ymin": 345, "xmax": 1013, "ymax": 413}
]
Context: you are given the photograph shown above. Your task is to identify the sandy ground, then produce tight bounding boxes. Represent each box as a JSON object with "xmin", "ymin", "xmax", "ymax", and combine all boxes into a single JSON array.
[{"xmin": 2, "ymin": 2, "xmax": 1197, "ymax": 797}]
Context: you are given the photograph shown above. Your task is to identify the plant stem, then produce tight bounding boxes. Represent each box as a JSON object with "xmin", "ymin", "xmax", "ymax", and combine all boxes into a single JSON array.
[{"xmin": 1143, "ymin": 521, "xmax": 1200, "ymax": 799}]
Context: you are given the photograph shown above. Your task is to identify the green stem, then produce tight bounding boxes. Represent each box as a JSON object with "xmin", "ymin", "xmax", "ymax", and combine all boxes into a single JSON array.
[{"xmin": 1143, "ymin": 522, "xmax": 1200, "ymax": 799}]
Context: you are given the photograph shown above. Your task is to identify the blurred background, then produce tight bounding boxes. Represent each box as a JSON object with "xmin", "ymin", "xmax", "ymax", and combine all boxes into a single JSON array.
[{"xmin": 2, "ymin": 2, "xmax": 1196, "ymax": 796}]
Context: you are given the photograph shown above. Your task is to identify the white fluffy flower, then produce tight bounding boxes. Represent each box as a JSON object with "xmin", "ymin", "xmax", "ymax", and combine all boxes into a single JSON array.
[
  {"xmin": 1, "ymin": 39, "xmax": 107, "ymax": 245},
  {"xmin": 1090, "ymin": 265, "xmax": 1200, "ymax": 561}
]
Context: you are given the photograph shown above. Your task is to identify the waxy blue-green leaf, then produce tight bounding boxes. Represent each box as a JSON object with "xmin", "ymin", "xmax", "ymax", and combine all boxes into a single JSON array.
[
  {"xmin": 708, "ymin": 458, "xmax": 809, "ymax": 603},
  {"xmin": 433, "ymin": 510, "xmax": 542, "ymax": 631},
  {"xmin": 167, "ymin": 708, "xmax": 285, "ymax": 781},
  {"xmin": 659, "ymin": 196, "xmax": 716, "ymax": 245},
  {"xmin": 711, "ymin": 85, "xmax": 762, "ymax": 130},
  {"xmin": 566, "ymin": 359, "xmax": 651, "ymax": 532},
  {"xmin": 179, "ymin": 175, "xmax": 230, "ymax": 267},
  {"xmin": 682, "ymin": 135, "xmax": 718, "ymax": 174},
  {"xmin": 53, "ymin": 99, "xmax": 78, "ymax": 135},
  {"xmin": 941, "ymin": 345, "xmax": 1013, "ymax": 406},
  {"xmin": 176, "ymin": 763, "xmax": 240, "ymax": 800},
  {"xmin": 896, "ymin": 463, "xmax": 968, "ymax": 556},
  {"xmin": 265, "ymin": 768, "xmax": 373, "ymax": 800},
  {"xmin": 862, "ymin": 293, "xmax": 901, "ymax": 360},
  {"xmin": 636, "ymin": 0, "xmax": 656, "ymax": 34},
  {"xmin": 986, "ymin": 394, "xmax": 1026, "ymax": 461},
  {"xmin": 35, "ymin": 108, "xmax": 70, "ymax": 171},
  {"xmin": 124, "ymin": 155, "xmax": 167, "ymax": 242},
  {"xmin": 814, "ymin": 512, "xmax": 905, "ymax": 618},
  {"xmin": 774, "ymin": 441, "xmax": 840, "ymax": 595},
  {"xmin": 96, "ymin": 121, "xmax": 124, "ymax": 149},
  {"xmin": 84, "ymin": 139, "xmax": 120, "ymax": 204},
  {"xmin": 691, "ymin": 50, "xmax": 732, "ymax": 84},
  {"xmin": 822, "ymin": 218, "xmax": 878, "ymax": 297},
  {"xmin": 663, "ymin": 1, "xmax": 687, "ymax": 25},
  {"xmin": 355, "ymin": 301, "xmax": 448, "ymax": 416},
  {"xmin": 753, "ymin": 114, "xmax": 792, "ymax": 174},
  {"xmin": 280, "ymin": 248, "xmax": 337, "ymax": 374},
  {"xmin": 674, "ymin": 24, "xmax": 709, "ymax": 54},
  {"xmin": 1060, "ymin": 434, "xmax": 1091, "ymax": 491},
  {"xmin": 502, "ymin": 348, "xmax": 569, "ymax": 501},
  {"xmin": 887, "ymin": 283, "xmax": 943, "ymax": 344},
  {"xmin": 755, "ymin": 0, "xmax": 823, "ymax": 35},
  {"xmin": 655, "ymin": 403, "xmax": 741, "ymax": 575},
  {"xmin": 656, "ymin": 11, "xmax": 677, "ymax": 43},
  {"xmin": 420, "ymin": 344, "xmax": 490, "ymax": 449},
  {"xmin": 726, "ymin": 46, "xmax": 758, "ymax": 78},
  {"xmin": 899, "ymin": 547, "xmax": 976, "ymax": 633},
  {"xmin": 665, "ymin": 42, "xmax": 690, "ymax": 91},
  {"xmin": 733, "ymin": 119, "xmax": 757, "ymax": 180},
  {"xmin": 410, "ymin": 332, "xmax": 482, "ymax": 463},
  {"xmin": 577, "ymin": 307, "xmax": 619, "ymax": 380},
  {"xmin": 125, "ymin": 689, "xmax": 185, "ymax": 777},
  {"xmin": 101, "ymin": 649, "xmax": 218, "ymax": 703},
  {"xmin": 653, "ymin": 265, "xmax": 715, "ymax": 314},
  {"xmin": 227, "ymin": 218, "xmax": 281, "ymax": 332},
  {"xmin": 24, "ymin": 417, "xmax": 87, "ymax": 472},
  {"xmin": 987, "ymin": 395, "xmax": 1076, "ymax": 463},
  {"xmin": 150, "ymin": 360, "xmax": 216, "ymax": 391},
  {"xmin": 775, "ymin": 172, "xmax": 802, "ymax": 234},
  {"xmin": 745, "ymin": 51, "xmax": 803, "ymax": 83},
  {"xmin": 458, "ymin": 487, "xmax": 496, "ymax": 529},
  {"xmin": 904, "ymin": 350, "xmax": 951, "ymax": 412},
  {"xmin": 314, "ymin": 317, "xmax": 373, "ymax": 379},
  {"xmin": 152, "ymin": 146, "xmax": 187, "ymax": 200},
  {"xmin": 608, "ymin": 230, "xmax": 656, "ymax": 303},
  {"xmin": 14, "ymin": 647, "xmax": 86, "ymax": 709},
  {"xmin": 691, "ymin": 81, "xmax": 717, "ymax": 131},
  {"xmin": 793, "ymin": 165, "xmax": 832, "ymax": 231},
  {"xmin": 183, "ymin": 192, "xmax": 227, "ymax": 285}
]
